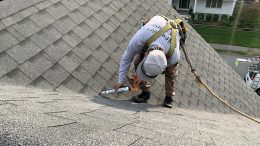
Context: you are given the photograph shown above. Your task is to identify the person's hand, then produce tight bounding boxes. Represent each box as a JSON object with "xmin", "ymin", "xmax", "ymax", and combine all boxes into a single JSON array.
[{"xmin": 114, "ymin": 82, "xmax": 123, "ymax": 90}]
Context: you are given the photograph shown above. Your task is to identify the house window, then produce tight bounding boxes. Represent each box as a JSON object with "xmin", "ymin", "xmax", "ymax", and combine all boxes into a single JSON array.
[{"xmin": 206, "ymin": 0, "xmax": 223, "ymax": 8}]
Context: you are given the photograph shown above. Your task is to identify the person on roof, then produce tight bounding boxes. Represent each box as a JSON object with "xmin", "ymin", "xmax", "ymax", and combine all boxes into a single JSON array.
[{"xmin": 114, "ymin": 15, "xmax": 186, "ymax": 108}]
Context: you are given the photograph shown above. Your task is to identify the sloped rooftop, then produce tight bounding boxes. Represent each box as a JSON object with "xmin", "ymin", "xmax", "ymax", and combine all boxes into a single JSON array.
[
  {"xmin": 0, "ymin": 0, "xmax": 260, "ymax": 145},
  {"xmin": 0, "ymin": 85, "xmax": 259, "ymax": 145}
]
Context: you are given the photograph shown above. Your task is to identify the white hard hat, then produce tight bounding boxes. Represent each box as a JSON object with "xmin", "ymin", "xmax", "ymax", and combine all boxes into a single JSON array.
[{"xmin": 136, "ymin": 50, "xmax": 167, "ymax": 82}]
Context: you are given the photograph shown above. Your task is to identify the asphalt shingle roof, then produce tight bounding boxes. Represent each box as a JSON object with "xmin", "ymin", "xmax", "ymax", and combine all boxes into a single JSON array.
[{"xmin": 0, "ymin": 0, "xmax": 259, "ymax": 118}]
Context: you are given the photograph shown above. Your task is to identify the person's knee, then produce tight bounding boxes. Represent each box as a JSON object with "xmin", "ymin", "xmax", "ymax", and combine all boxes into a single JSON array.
[{"xmin": 165, "ymin": 70, "xmax": 178, "ymax": 79}]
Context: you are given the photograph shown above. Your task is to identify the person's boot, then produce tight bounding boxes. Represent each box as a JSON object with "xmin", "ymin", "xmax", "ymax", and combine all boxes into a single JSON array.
[
  {"xmin": 163, "ymin": 96, "xmax": 173, "ymax": 108},
  {"xmin": 133, "ymin": 91, "xmax": 150, "ymax": 103}
]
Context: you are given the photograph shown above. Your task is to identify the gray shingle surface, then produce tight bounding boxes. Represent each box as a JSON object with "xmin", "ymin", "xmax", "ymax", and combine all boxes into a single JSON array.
[
  {"xmin": 30, "ymin": 10, "xmax": 55, "ymax": 29},
  {"xmin": 72, "ymin": 22, "xmax": 92, "ymax": 39},
  {"xmin": 12, "ymin": 18, "xmax": 41, "ymax": 38},
  {"xmin": 68, "ymin": 10, "xmax": 86, "ymax": 25},
  {"xmin": 0, "ymin": 53, "xmax": 18, "ymax": 78},
  {"xmin": 1, "ymin": 6, "xmax": 39, "ymax": 27},
  {"xmin": 44, "ymin": 39, "xmax": 71, "ymax": 62},
  {"xmin": 72, "ymin": 42, "xmax": 92, "ymax": 60},
  {"xmin": 0, "ymin": 68, "xmax": 32, "ymax": 86},
  {"xmin": 53, "ymin": 16, "xmax": 76, "ymax": 34},
  {"xmin": 0, "ymin": 0, "xmax": 258, "ymax": 118},
  {"xmin": 0, "ymin": 30, "xmax": 19, "ymax": 53},
  {"xmin": 58, "ymin": 52, "xmax": 81, "ymax": 73},
  {"xmin": 6, "ymin": 39, "xmax": 41, "ymax": 64},
  {"xmin": 42, "ymin": 64, "xmax": 70, "ymax": 87},
  {"xmin": 61, "ymin": 0, "xmax": 80, "ymax": 11},
  {"xmin": 46, "ymin": 2, "xmax": 70, "ymax": 19},
  {"xmin": 62, "ymin": 31, "xmax": 81, "ymax": 47},
  {"xmin": 19, "ymin": 53, "xmax": 53, "ymax": 80}
]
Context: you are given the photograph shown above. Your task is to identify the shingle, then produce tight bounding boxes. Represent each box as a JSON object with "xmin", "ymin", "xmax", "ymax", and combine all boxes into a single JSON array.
[
  {"xmin": 0, "ymin": 53, "xmax": 18, "ymax": 78},
  {"xmin": 102, "ymin": 57, "xmax": 118, "ymax": 74},
  {"xmin": 61, "ymin": 0, "xmax": 80, "ymax": 11},
  {"xmin": 101, "ymin": 37, "xmax": 117, "ymax": 54},
  {"xmin": 0, "ymin": 22, "xmax": 5, "ymax": 31},
  {"xmin": 120, "ymin": 21, "xmax": 132, "ymax": 33},
  {"xmin": 111, "ymin": 27, "xmax": 127, "ymax": 43},
  {"xmin": 79, "ymin": 4, "xmax": 95, "ymax": 17},
  {"xmin": 30, "ymin": 25, "xmax": 62, "ymax": 49},
  {"xmin": 93, "ymin": 10, "xmax": 109, "ymax": 24},
  {"xmin": 87, "ymin": 0, "xmax": 103, "ymax": 12},
  {"xmin": 69, "ymin": 9, "xmax": 86, "ymax": 25},
  {"xmin": 94, "ymin": 26, "xmax": 110, "ymax": 41},
  {"xmin": 100, "ymin": 0, "xmax": 112, "ymax": 5},
  {"xmin": 109, "ymin": 15, "xmax": 120, "ymax": 27},
  {"xmin": 53, "ymin": 16, "xmax": 77, "ymax": 34},
  {"xmin": 0, "ymin": 68, "xmax": 32, "ymax": 86},
  {"xmin": 6, "ymin": 39, "xmax": 41, "ymax": 64},
  {"xmin": 12, "ymin": 18, "xmax": 41, "ymax": 38},
  {"xmin": 123, "ymin": 3, "xmax": 135, "ymax": 15},
  {"xmin": 30, "ymin": 10, "xmax": 55, "ymax": 29},
  {"xmin": 102, "ymin": 5, "xmax": 116, "ymax": 17},
  {"xmin": 42, "ymin": 63, "xmax": 70, "ymax": 87},
  {"xmin": 115, "ymin": 9, "xmax": 128, "ymax": 22},
  {"xmin": 97, "ymin": 66, "xmax": 112, "ymax": 81},
  {"xmin": 44, "ymin": 39, "xmax": 72, "ymax": 62},
  {"xmin": 83, "ymin": 33, "xmax": 102, "ymax": 51},
  {"xmin": 7, "ymin": 27, "xmax": 26, "ymax": 41},
  {"xmin": 58, "ymin": 52, "xmax": 81, "ymax": 73},
  {"xmin": 82, "ymin": 55, "xmax": 101, "ymax": 75},
  {"xmin": 126, "ymin": 15, "xmax": 138, "ymax": 27},
  {"xmin": 72, "ymin": 42, "xmax": 92, "ymax": 60},
  {"xmin": 109, "ymin": 3, "xmax": 119, "ymax": 12},
  {"xmin": 72, "ymin": 22, "xmax": 92, "ymax": 39},
  {"xmin": 19, "ymin": 53, "xmax": 53, "ymax": 80},
  {"xmin": 43, "ymin": 25, "xmax": 63, "ymax": 42},
  {"xmin": 35, "ymin": 0, "xmax": 53, "ymax": 10},
  {"xmin": 112, "ymin": 0, "xmax": 124, "ymax": 9},
  {"xmin": 29, "ymin": 76, "xmax": 54, "ymax": 90},
  {"xmin": 110, "ymin": 47, "xmax": 124, "ymax": 64},
  {"xmin": 0, "ymin": 29, "xmax": 19, "ymax": 53},
  {"xmin": 1, "ymin": 7, "xmax": 38, "ymax": 27},
  {"xmin": 62, "ymin": 76, "xmax": 84, "ymax": 92},
  {"xmin": 103, "ymin": 20, "xmax": 117, "ymax": 33},
  {"xmin": 85, "ymin": 16, "xmax": 101, "ymax": 30},
  {"xmin": 62, "ymin": 31, "xmax": 81, "ymax": 47},
  {"xmin": 72, "ymin": 65, "xmax": 92, "ymax": 84},
  {"xmin": 92, "ymin": 46, "xmax": 109, "ymax": 64},
  {"xmin": 74, "ymin": 0, "xmax": 88, "ymax": 5},
  {"xmin": 50, "ymin": 0, "xmax": 62, "ymax": 3},
  {"xmin": 87, "ymin": 74, "xmax": 106, "ymax": 92},
  {"xmin": 46, "ymin": 2, "xmax": 70, "ymax": 20}
]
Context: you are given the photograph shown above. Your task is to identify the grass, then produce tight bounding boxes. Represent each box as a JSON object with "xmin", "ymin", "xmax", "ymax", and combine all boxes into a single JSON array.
[{"xmin": 193, "ymin": 25, "xmax": 260, "ymax": 48}]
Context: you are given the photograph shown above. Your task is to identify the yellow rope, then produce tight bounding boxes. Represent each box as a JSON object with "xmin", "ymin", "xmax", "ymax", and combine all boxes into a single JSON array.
[{"xmin": 181, "ymin": 45, "xmax": 260, "ymax": 124}]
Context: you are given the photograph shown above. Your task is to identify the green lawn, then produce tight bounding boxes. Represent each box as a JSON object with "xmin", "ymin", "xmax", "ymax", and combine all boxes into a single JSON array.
[{"xmin": 193, "ymin": 25, "xmax": 260, "ymax": 48}]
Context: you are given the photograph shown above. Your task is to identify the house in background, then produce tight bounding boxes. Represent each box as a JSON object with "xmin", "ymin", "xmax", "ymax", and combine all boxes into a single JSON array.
[{"xmin": 168, "ymin": 0, "xmax": 237, "ymax": 16}]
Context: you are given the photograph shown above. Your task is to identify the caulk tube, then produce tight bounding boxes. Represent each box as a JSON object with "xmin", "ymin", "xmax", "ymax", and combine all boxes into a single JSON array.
[{"xmin": 100, "ymin": 86, "xmax": 130, "ymax": 95}]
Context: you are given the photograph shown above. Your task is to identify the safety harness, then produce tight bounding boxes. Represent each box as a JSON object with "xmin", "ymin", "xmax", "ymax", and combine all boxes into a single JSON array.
[{"xmin": 143, "ymin": 16, "xmax": 185, "ymax": 60}]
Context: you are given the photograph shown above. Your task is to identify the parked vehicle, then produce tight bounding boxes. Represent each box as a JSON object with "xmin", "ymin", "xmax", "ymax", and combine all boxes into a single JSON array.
[{"xmin": 236, "ymin": 57, "xmax": 260, "ymax": 95}]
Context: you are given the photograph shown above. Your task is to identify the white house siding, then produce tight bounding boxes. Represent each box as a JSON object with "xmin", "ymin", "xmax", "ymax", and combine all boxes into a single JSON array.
[{"xmin": 194, "ymin": 0, "xmax": 236, "ymax": 16}]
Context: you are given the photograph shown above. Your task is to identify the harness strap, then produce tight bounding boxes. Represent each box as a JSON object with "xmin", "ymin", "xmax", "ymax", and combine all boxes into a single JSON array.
[
  {"xmin": 144, "ymin": 15, "xmax": 179, "ymax": 60},
  {"xmin": 145, "ymin": 23, "xmax": 172, "ymax": 46},
  {"xmin": 166, "ymin": 28, "xmax": 177, "ymax": 59}
]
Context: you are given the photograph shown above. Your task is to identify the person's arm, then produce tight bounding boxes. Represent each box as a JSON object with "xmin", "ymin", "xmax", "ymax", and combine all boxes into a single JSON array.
[{"xmin": 116, "ymin": 28, "xmax": 148, "ymax": 88}]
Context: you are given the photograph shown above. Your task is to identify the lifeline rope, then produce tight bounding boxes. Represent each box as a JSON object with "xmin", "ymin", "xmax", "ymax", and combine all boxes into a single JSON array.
[{"xmin": 181, "ymin": 45, "xmax": 260, "ymax": 124}]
